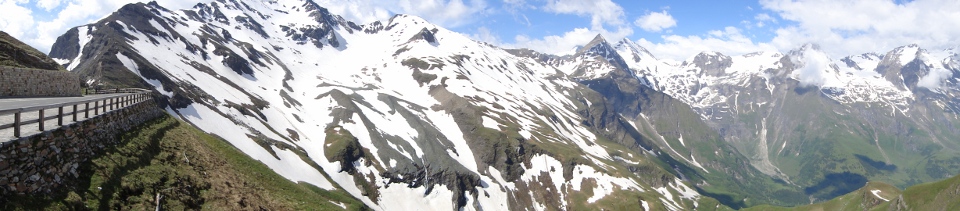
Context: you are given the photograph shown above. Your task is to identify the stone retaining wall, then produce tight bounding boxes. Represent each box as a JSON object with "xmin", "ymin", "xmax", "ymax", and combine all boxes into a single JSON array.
[
  {"xmin": 0, "ymin": 66, "xmax": 81, "ymax": 97},
  {"xmin": 0, "ymin": 99, "xmax": 163, "ymax": 195}
]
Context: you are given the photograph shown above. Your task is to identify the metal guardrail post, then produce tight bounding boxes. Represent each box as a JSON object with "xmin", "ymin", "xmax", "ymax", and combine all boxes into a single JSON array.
[
  {"xmin": 39, "ymin": 109, "xmax": 44, "ymax": 131},
  {"xmin": 58, "ymin": 107, "xmax": 63, "ymax": 126},
  {"xmin": 14, "ymin": 112, "xmax": 20, "ymax": 138},
  {"xmin": 94, "ymin": 101, "xmax": 99, "ymax": 115},
  {"xmin": 85, "ymin": 102, "xmax": 90, "ymax": 118},
  {"xmin": 101, "ymin": 99, "xmax": 106, "ymax": 113},
  {"xmin": 73, "ymin": 104, "xmax": 78, "ymax": 122}
]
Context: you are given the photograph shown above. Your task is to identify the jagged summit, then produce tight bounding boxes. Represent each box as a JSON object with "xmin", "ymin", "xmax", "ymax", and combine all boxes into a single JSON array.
[{"xmin": 575, "ymin": 34, "xmax": 608, "ymax": 55}]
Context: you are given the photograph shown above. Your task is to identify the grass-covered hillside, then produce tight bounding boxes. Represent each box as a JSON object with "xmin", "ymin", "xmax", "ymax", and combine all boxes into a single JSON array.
[
  {"xmin": 1, "ymin": 115, "xmax": 366, "ymax": 210},
  {"xmin": 746, "ymin": 174, "xmax": 960, "ymax": 211},
  {"xmin": 0, "ymin": 31, "xmax": 65, "ymax": 71}
]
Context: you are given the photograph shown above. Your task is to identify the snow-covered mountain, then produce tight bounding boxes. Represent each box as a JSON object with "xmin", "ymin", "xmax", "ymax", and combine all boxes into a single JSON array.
[
  {"xmin": 49, "ymin": 0, "xmax": 960, "ymax": 209},
  {"xmin": 598, "ymin": 38, "xmax": 960, "ymax": 200},
  {"xmin": 528, "ymin": 33, "xmax": 960, "ymax": 201},
  {"xmin": 49, "ymin": 0, "xmax": 750, "ymax": 210}
]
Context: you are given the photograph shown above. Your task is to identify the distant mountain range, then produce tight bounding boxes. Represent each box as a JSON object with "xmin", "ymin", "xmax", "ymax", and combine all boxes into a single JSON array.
[{"xmin": 47, "ymin": 0, "xmax": 960, "ymax": 209}]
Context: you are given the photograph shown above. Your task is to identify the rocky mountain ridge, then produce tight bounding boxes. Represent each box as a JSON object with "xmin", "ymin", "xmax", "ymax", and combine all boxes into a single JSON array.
[{"xmin": 48, "ymin": 0, "xmax": 960, "ymax": 209}]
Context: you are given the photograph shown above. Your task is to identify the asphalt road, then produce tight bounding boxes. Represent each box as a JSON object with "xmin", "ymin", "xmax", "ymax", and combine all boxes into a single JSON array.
[
  {"xmin": 0, "ymin": 93, "xmax": 129, "ymax": 111},
  {"xmin": 0, "ymin": 93, "xmax": 138, "ymax": 141}
]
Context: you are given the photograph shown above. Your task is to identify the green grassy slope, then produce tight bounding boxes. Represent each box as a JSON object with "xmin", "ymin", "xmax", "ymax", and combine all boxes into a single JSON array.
[
  {"xmin": 745, "ymin": 181, "xmax": 899, "ymax": 211},
  {"xmin": 887, "ymin": 173, "xmax": 960, "ymax": 210},
  {"xmin": 1, "ymin": 115, "xmax": 365, "ymax": 210},
  {"xmin": 746, "ymin": 173, "xmax": 960, "ymax": 211}
]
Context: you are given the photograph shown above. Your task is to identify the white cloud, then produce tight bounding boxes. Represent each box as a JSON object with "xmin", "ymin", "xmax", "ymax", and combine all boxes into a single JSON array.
[
  {"xmin": 36, "ymin": 0, "xmax": 61, "ymax": 11},
  {"xmin": 761, "ymin": 0, "xmax": 960, "ymax": 57},
  {"xmin": 755, "ymin": 13, "xmax": 774, "ymax": 22},
  {"xmin": 0, "ymin": 0, "xmax": 36, "ymax": 44},
  {"xmin": 394, "ymin": 0, "xmax": 489, "ymax": 27},
  {"xmin": 542, "ymin": 0, "xmax": 624, "ymax": 29},
  {"xmin": 791, "ymin": 47, "xmax": 832, "ymax": 87},
  {"xmin": 470, "ymin": 26, "xmax": 500, "ymax": 44},
  {"xmin": 313, "ymin": 0, "xmax": 392, "ymax": 25},
  {"xmin": 503, "ymin": 0, "xmax": 530, "ymax": 10},
  {"xmin": 754, "ymin": 13, "xmax": 774, "ymax": 27},
  {"xmin": 918, "ymin": 67, "xmax": 953, "ymax": 90},
  {"xmin": 634, "ymin": 10, "xmax": 676, "ymax": 32},
  {"xmin": 635, "ymin": 26, "xmax": 778, "ymax": 61}
]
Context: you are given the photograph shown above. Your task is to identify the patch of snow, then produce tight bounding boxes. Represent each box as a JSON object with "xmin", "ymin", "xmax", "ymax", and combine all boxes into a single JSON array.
[
  {"xmin": 66, "ymin": 26, "xmax": 94, "ymax": 71},
  {"xmin": 897, "ymin": 45, "xmax": 919, "ymax": 66},
  {"xmin": 376, "ymin": 183, "xmax": 456, "ymax": 211},
  {"xmin": 425, "ymin": 110, "xmax": 479, "ymax": 173},
  {"xmin": 656, "ymin": 187, "xmax": 681, "ymax": 211},
  {"xmin": 115, "ymin": 53, "xmax": 174, "ymax": 97},
  {"xmin": 487, "ymin": 166, "xmax": 515, "ymax": 190},
  {"xmin": 332, "ymin": 201, "xmax": 347, "ymax": 209},
  {"xmin": 871, "ymin": 189, "xmax": 889, "ymax": 201},
  {"xmin": 176, "ymin": 104, "xmax": 335, "ymax": 190},
  {"xmin": 53, "ymin": 58, "xmax": 70, "ymax": 65},
  {"xmin": 481, "ymin": 115, "xmax": 500, "ymax": 130}
]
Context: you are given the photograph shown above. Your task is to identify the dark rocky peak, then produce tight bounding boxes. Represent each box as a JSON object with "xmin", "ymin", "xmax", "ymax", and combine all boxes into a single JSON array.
[
  {"xmin": 880, "ymin": 44, "xmax": 921, "ymax": 67},
  {"xmin": 194, "ymin": 1, "xmax": 231, "ymax": 24},
  {"xmin": 575, "ymin": 34, "xmax": 612, "ymax": 56},
  {"xmin": 408, "ymin": 27, "xmax": 440, "ymax": 46},
  {"xmin": 679, "ymin": 51, "xmax": 732, "ymax": 77},
  {"xmin": 302, "ymin": 0, "xmax": 360, "ymax": 33},
  {"xmin": 146, "ymin": 1, "xmax": 171, "ymax": 12},
  {"xmin": 839, "ymin": 57, "xmax": 858, "ymax": 70},
  {"xmin": 101, "ymin": 2, "xmax": 186, "ymax": 44},
  {"xmin": 362, "ymin": 20, "xmax": 385, "ymax": 34},
  {"xmin": 48, "ymin": 27, "xmax": 82, "ymax": 60},
  {"xmin": 875, "ymin": 44, "xmax": 924, "ymax": 89},
  {"xmin": 575, "ymin": 34, "xmax": 629, "ymax": 68},
  {"xmin": 272, "ymin": 1, "xmax": 360, "ymax": 49},
  {"xmin": 214, "ymin": 0, "xmax": 248, "ymax": 11}
]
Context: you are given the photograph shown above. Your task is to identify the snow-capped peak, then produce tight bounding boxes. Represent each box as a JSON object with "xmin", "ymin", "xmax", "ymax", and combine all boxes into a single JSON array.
[{"xmin": 613, "ymin": 38, "xmax": 657, "ymax": 62}]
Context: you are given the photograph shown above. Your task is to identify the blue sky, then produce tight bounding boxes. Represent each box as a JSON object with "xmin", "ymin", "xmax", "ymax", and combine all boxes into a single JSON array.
[
  {"xmin": 482, "ymin": 0, "xmax": 777, "ymax": 42},
  {"xmin": 2, "ymin": 0, "xmax": 959, "ymax": 60}
]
